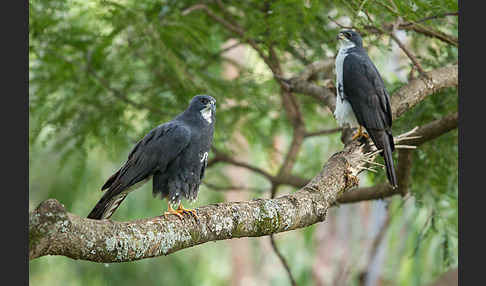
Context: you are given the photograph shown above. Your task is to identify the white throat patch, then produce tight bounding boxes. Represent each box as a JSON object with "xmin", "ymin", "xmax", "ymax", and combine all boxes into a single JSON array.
[{"xmin": 201, "ymin": 108, "xmax": 212, "ymax": 124}]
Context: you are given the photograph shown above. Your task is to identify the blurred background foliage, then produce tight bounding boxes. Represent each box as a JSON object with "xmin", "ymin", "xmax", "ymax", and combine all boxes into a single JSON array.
[{"xmin": 29, "ymin": 0, "xmax": 458, "ymax": 285}]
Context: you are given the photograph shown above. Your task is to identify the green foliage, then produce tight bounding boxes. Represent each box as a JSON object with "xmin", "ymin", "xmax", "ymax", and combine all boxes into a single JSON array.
[{"xmin": 30, "ymin": 0, "xmax": 457, "ymax": 285}]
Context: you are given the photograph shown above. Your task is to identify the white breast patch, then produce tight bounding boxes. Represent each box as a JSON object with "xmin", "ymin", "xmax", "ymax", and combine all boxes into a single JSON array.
[
  {"xmin": 334, "ymin": 96, "xmax": 359, "ymax": 127},
  {"xmin": 334, "ymin": 42, "xmax": 359, "ymax": 128},
  {"xmin": 200, "ymin": 152, "xmax": 208, "ymax": 163}
]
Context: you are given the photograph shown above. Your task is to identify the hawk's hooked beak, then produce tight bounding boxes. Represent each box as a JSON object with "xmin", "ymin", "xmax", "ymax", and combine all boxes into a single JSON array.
[
  {"xmin": 209, "ymin": 99, "xmax": 216, "ymax": 113},
  {"xmin": 337, "ymin": 33, "xmax": 345, "ymax": 40}
]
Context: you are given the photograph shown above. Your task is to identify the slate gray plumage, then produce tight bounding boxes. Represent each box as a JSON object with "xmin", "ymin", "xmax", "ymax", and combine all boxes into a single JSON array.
[
  {"xmin": 334, "ymin": 30, "xmax": 397, "ymax": 188},
  {"xmin": 88, "ymin": 95, "xmax": 216, "ymax": 220}
]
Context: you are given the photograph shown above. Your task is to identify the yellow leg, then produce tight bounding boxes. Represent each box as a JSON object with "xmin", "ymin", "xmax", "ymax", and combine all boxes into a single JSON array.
[
  {"xmin": 351, "ymin": 126, "xmax": 369, "ymax": 140},
  {"xmin": 176, "ymin": 202, "xmax": 198, "ymax": 219},
  {"xmin": 164, "ymin": 202, "xmax": 184, "ymax": 219}
]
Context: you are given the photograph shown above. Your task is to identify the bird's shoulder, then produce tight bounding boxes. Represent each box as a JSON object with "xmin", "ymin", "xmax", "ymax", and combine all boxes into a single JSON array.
[
  {"xmin": 344, "ymin": 50, "xmax": 385, "ymax": 86},
  {"xmin": 344, "ymin": 49, "xmax": 372, "ymax": 68},
  {"xmin": 158, "ymin": 120, "xmax": 192, "ymax": 135},
  {"xmin": 127, "ymin": 121, "xmax": 192, "ymax": 159},
  {"xmin": 150, "ymin": 121, "xmax": 193, "ymax": 145}
]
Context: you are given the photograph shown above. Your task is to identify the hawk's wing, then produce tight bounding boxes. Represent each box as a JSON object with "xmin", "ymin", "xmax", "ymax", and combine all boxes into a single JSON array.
[
  {"xmin": 102, "ymin": 121, "xmax": 192, "ymax": 196},
  {"xmin": 342, "ymin": 51, "xmax": 397, "ymax": 188},
  {"xmin": 342, "ymin": 52, "xmax": 392, "ymax": 130}
]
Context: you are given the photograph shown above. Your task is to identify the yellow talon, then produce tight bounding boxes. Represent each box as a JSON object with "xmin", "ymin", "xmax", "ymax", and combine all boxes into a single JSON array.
[
  {"xmin": 176, "ymin": 203, "xmax": 198, "ymax": 219},
  {"xmin": 351, "ymin": 126, "xmax": 369, "ymax": 140},
  {"xmin": 164, "ymin": 203, "xmax": 184, "ymax": 219}
]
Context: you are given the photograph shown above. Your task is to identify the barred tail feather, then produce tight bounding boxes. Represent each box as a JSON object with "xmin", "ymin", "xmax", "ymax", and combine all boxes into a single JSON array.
[
  {"xmin": 87, "ymin": 193, "xmax": 127, "ymax": 220},
  {"xmin": 101, "ymin": 169, "xmax": 121, "ymax": 191},
  {"xmin": 382, "ymin": 135, "xmax": 398, "ymax": 189}
]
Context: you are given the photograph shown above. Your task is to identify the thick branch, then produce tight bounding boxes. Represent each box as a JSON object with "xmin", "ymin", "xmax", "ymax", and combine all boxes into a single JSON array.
[
  {"xmin": 391, "ymin": 64, "xmax": 458, "ymax": 118},
  {"xmin": 29, "ymin": 140, "xmax": 365, "ymax": 262},
  {"xmin": 292, "ymin": 58, "xmax": 334, "ymax": 82},
  {"xmin": 399, "ymin": 112, "xmax": 458, "ymax": 145},
  {"xmin": 336, "ymin": 183, "xmax": 393, "ymax": 204},
  {"xmin": 280, "ymin": 77, "xmax": 336, "ymax": 111}
]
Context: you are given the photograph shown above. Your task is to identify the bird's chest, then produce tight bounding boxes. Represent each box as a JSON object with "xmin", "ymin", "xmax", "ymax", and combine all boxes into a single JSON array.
[
  {"xmin": 334, "ymin": 48, "xmax": 358, "ymax": 127},
  {"xmin": 181, "ymin": 133, "xmax": 211, "ymax": 167},
  {"xmin": 334, "ymin": 95, "xmax": 358, "ymax": 127},
  {"xmin": 335, "ymin": 48, "xmax": 348, "ymax": 99}
]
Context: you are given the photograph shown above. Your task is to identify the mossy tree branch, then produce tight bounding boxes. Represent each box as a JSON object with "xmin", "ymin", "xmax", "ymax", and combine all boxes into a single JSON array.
[{"xmin": 29, "ymin": 139, "xmax": 363, "ymax": 262}]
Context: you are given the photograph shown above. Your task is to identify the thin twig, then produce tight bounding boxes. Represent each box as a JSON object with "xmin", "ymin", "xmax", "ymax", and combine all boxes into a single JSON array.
[
  {"xmin": 270, "ymin": 180, "xmax": 298, "ymax": 286},
  {"xmin": 198, "ymin": 41, "xmax": 243, "ymax": 70},
  {"xmin": 262, "ymin": 4, "xmax": 301, "ymax": 282},
  {"xmin": 394, "ymin": 145, "xmax": 417, "ymax": 150},
  {"xmin": 203, "ymin": 182, "xmax": 268, "ymax": 194},
  {"xmin": 86, "ymin": 67, "xmax": 163, "ymax": 115},
  {"xmin": 388, "ymin": 31, "xmax": 428, "ymax": 77},
  {"xmin": 361, "ymin": 158, "xmax": 385, "ymax": 168},
  {"xmin": 270, "ymin": 234, "xmax": 298, "ymax": 286},
  {"xmin": 209, "ymin": 148, "xmax": 274, "ymax": 180},
  {"xmin": 359, "ymin": 208, "xmax": 391, "ymax": 285},
  {"xmin": 304, "ymin": 128, "xmax": 342, "ymax": 138},
  {"xmin": 400, "ymin": 12, "xmax": 458, "ymax": 27},
  {"xmin": 359, "ymin": 166, "xmax": 378, "ymax": 173}
]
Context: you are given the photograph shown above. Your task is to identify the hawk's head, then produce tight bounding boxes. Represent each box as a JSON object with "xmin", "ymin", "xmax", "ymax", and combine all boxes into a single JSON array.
[
  {"xmin": 337, "ymin": 30, "xmax": 363, "ymax": 48},
  {"xmin": 189, "ymin": 94, "xmax": 216, "ymax": 124}
]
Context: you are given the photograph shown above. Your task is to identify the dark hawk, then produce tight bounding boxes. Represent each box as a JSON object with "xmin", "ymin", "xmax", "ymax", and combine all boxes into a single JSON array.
[
  {"xmin": 87, "ymin": 95, "xmax": 216, "ymax": 220},
  {"xmin": 334, "ymin": 30, "xmax": 398, "ymax": 188}
]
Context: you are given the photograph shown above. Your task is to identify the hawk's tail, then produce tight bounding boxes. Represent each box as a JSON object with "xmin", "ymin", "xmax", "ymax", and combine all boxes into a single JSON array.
[
  {"xmin": 368, "ymin": 129, "xmax": 398, "ymax": 189},
  {"xmin": 87, "ymin": 192, "xmax": 127, "ymax": 220},
  {"xmin": 382, "ymin": 134, "xmax": 398, "ymax": 189}
]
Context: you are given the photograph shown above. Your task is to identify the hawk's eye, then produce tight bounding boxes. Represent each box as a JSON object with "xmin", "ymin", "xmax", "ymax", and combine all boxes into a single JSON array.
[{"xmin": 201, "ymin": 98, "xmax": 209, "ymax": 104}]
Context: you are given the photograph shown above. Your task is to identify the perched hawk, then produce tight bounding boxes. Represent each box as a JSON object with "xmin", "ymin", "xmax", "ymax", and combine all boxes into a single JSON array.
[
  {"xmin": 334, "ymin": 30, "xmax": 397, "ymax": 188},
  {"xmin": 87, "ymin": 95, "xmax": 216, "ymax": 219}
]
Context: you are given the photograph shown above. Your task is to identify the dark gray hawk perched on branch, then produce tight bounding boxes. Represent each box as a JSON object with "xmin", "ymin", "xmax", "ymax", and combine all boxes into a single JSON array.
[
  {"xmin": 87, "ymin": 95, "xmax": 216, "ymax": 220},
  {"xmin": 334, "ymin": 30, "xmax": 398, "ymax": 188}
]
